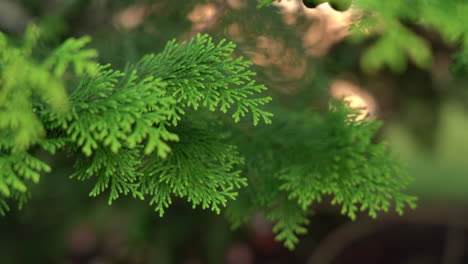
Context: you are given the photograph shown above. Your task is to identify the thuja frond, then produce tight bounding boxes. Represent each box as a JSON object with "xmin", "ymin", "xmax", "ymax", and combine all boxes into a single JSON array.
[
  {"xmin": 132, "ymin": 34, "xmax": 273, "ymax": 126},
  {"xmin": 42, "ymin": 36, "xmax": 99, "ymax": 77},
  {"xmin": 265, "ymin": 199, "xmax": 310, "ymax": 250},
  {"xmin": 226, "ymin": 100, "xmax": 416, "ymax": 249},
  {"xmin": 141, "ymin": 123, "xmax": 246, "ymax": 216},
  {"xmin": 0, "ymin": 148, "xmax": 51, "ymax": 215},
  {"xmin": 0, "ymin": 18, "xmax": 417, "ymax": 252},
  {"xmin": 43, "ymin": 65, "xmax": 178, "ymax": 158},
  {"xmin": 0, "ymin": 24, "xmax": 98, "ymax": 149},
  {"xmin": 33, "ymin": 33, "xmax": 271, "ymax": 215},
  {"xmin": 0, "ymin": 20, "xmax": 273, "ymax": 220},
  {"xmin": 270, "ymin": 101, "xmax": 416, "ymax": 247},
  {"xmin": 71, "ymin": 147, "xmax": 144, "ymax": 204},
  {"xmin": 278, "ymin": 102, "xmax": 417, "ymax": 219}
]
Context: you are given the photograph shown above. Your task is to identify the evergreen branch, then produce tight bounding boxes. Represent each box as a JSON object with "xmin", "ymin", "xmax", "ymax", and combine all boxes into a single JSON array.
[
  {"xmin": 0, "ymin": 149, "xmax": 51, "ymax": 214},
  {"xmin": 71, "ymin": 147, "xmax": 144, "ymax": 204},
  {"xmin": 42, "ymin": 36, "xmax": 99, "ymax": 77},
  {"xmin": 43, "ymin": 65, "xmax": 179, "ymax": 158},
  {"xmin": 265, "ymin": 199, "xmax": 310, "ymax": 250},
  {"xmin": 141, "ymin": 124, "xmax": 246, "ymax": 216},
  {"xmin": 277, "ymin": 101, "xmax": 417, "ymax": 221},
  {"xmin": 132, "ymin": 34, "xmax": 273, "ymax": 126}
]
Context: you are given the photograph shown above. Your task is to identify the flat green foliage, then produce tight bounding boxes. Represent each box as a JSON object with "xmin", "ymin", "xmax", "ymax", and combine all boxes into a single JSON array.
[
  {"xmin": 133, "ymin": 35, "xmax": 273, "ymax": 126},
  {"xmin": 277, "ymin": 103, "xmax": 416, "ymax": 219},
  {"xmin": 0, "ymin": 30, "xmax": 272, "ymax": 219},
  {"xmin": 0, "ymin": 0, "xmax": 432, "ymax": 249},
  {"xmin": 225, "ymin": 102, "xmax": 416, "ymax": 249},
  {"xmin": 141, "ymin": 124, "xmax": 246, "ymax": 216}
]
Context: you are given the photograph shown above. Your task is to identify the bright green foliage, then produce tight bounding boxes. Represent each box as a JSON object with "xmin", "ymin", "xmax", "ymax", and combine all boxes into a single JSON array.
[
  {"xmin": 133, "ymin": 35, "xmax": 273, "ymax": 126},
  {"xmin": 0, "ymin": 24, "xmax": 98, "ymax": 150},
  {"xmin": 225, "ymin": 101, "xmax": 416, "ymax": 249},
  {"xmin": 265, "ymin": 199, "xmax": 310, "ymax": 250},
  {"xmin": 0, "ymin": 24, "xmax": 98, "ymax": 215},
  {"xmin": 353, "ymin": 0, "xmax": 468, "ymax": 73},
  {"xmin": 360, "ymin": 24, "xmax": 431, "ymax": 73},
  {"xmin": 277, "ymin": 103, "xmax": 417, "ymax": 220},
  {"xmin": 141, "ymin": 123, "xmax": 246, "ymax": 216},
  {"xmin": 43, "ymin": 65, "xmax": 177, "ymax": 158},
  {"xmin": 0, "ymin": 145, "xmax": 50, "ymax": 215},
  {"xmin": 71, "ymin": 147, "xmax": 145, "ymax": 204},
  {"xmin": 0, "ymin": 30, "xmax": 272, "ymax": 219},
  {"xmin": 1, "ymin": 10, "xmax": 420, "ymax": 250}
]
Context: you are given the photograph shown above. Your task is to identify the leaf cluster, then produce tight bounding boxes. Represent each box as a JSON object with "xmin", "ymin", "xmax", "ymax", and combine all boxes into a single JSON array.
[
  {"xmin": 225, "ymin": 101, "xmax": 416, "ymax": 249},
  {"xmin": 1, "ymin": 19, "xmax": 418, "ymax": 251},
  {"xmin": 0, "ymin": 30, "xmax": 272, "ymax": 218}
]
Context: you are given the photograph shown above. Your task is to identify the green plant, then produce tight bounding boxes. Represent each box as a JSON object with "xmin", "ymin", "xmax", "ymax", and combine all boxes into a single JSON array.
[{"xmin": 14, "ymin": 0, "xmax": 468, "ymax": 250}]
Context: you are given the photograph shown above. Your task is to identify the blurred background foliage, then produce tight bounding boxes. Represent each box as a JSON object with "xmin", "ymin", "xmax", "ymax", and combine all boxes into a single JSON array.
[{"xmin": 1, "ymin": 0, "xmax": 468, "ymax": 263}]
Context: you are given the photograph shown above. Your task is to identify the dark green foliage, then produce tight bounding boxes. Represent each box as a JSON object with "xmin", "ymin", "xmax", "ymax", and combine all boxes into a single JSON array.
[
  {"xmin": 224, "ymin": 101, "xmax": 416, "ymax": 249},
  {"xmin": 277, "ymin": 102, "xmax": 416, "ymax": 219}
]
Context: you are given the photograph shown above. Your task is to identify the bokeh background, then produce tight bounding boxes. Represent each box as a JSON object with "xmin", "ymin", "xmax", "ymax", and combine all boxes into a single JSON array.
[{"xmin": 1, "ymin": 0, "xmax": 468, "ymax": 263}]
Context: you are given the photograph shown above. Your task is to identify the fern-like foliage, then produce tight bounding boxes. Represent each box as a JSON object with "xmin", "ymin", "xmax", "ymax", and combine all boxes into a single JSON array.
[
  {"xmin": 132, "ymin": 34, "xmax": 273, "ymax": 126},
  {"xmin": 141, "ymin": 123, "xmax": 246, "ymax": 216},
  {"xmin": 277, "ymin": 103, "xmax": 416, "ymax": 219},
  {"xmin": 0, "ymin": 25, "xmax": 98, "ymax": 214},
  {"xmin": 0, "ymin": 29, "xmax": 272, "ymax": 218},
  {"xmin": 1, "ymin": 19, "xmax": 417, "ymax": 251},
  {"xmin": 225, "ymin": 101, "xmax": 416, "ymax": 249},
  {"xmin": 43, "ymin": 65, "xmax": 177, "ymax": 158}
]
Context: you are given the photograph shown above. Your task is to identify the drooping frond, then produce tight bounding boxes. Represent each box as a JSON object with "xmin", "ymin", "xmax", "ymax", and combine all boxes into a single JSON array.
[
  {"xmin": 131, "ymin": 34, "xmax": 273, "ymax": 126},
  {"xmin": 225, "ymin": 100, "xmax": 416, "ymax": 249},
  {"xmin": 71, "ymin": 147, "xmax": 144, "ymax": 204},
  {"xmin": 141, "ymin": 123, "xmax": 246, "ymax": 216},
  {"xmin": 42, "ymin": 65, "xmax": 178, "ymax": 158}
]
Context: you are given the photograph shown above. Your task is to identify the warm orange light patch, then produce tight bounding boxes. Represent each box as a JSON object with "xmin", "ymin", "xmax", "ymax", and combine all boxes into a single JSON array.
[
  {"xmin": 227, "ymin": 0, "xmax": 246, "ymax": 9},
  {"xmin": 302, "ymin": 3, "xmax": 353, "ymax": 56},
  {"xmin": 187, "ymin": 4, "xmax": 218, "ymax": 32},
  {"xmin": 112, "ymin": 5, "xmax": 147, "ymax": 29},
  {"xmin": 273, "ymin": 0, "xmax": 303, "ymax": 25},
  {"xmin": 271, "ymin": 0, "xmax": 354, "ymax": 56},
  {"xmin": 226, "ymin": 23, "xmax": 245, "ymax": 43},
  {"xmin": 330, "ymin": 79, "xmax": 377, "ymax": 120},
  {"xmin": 247, "ymin": 36, "xmax": 307, "ymax": 84}
]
